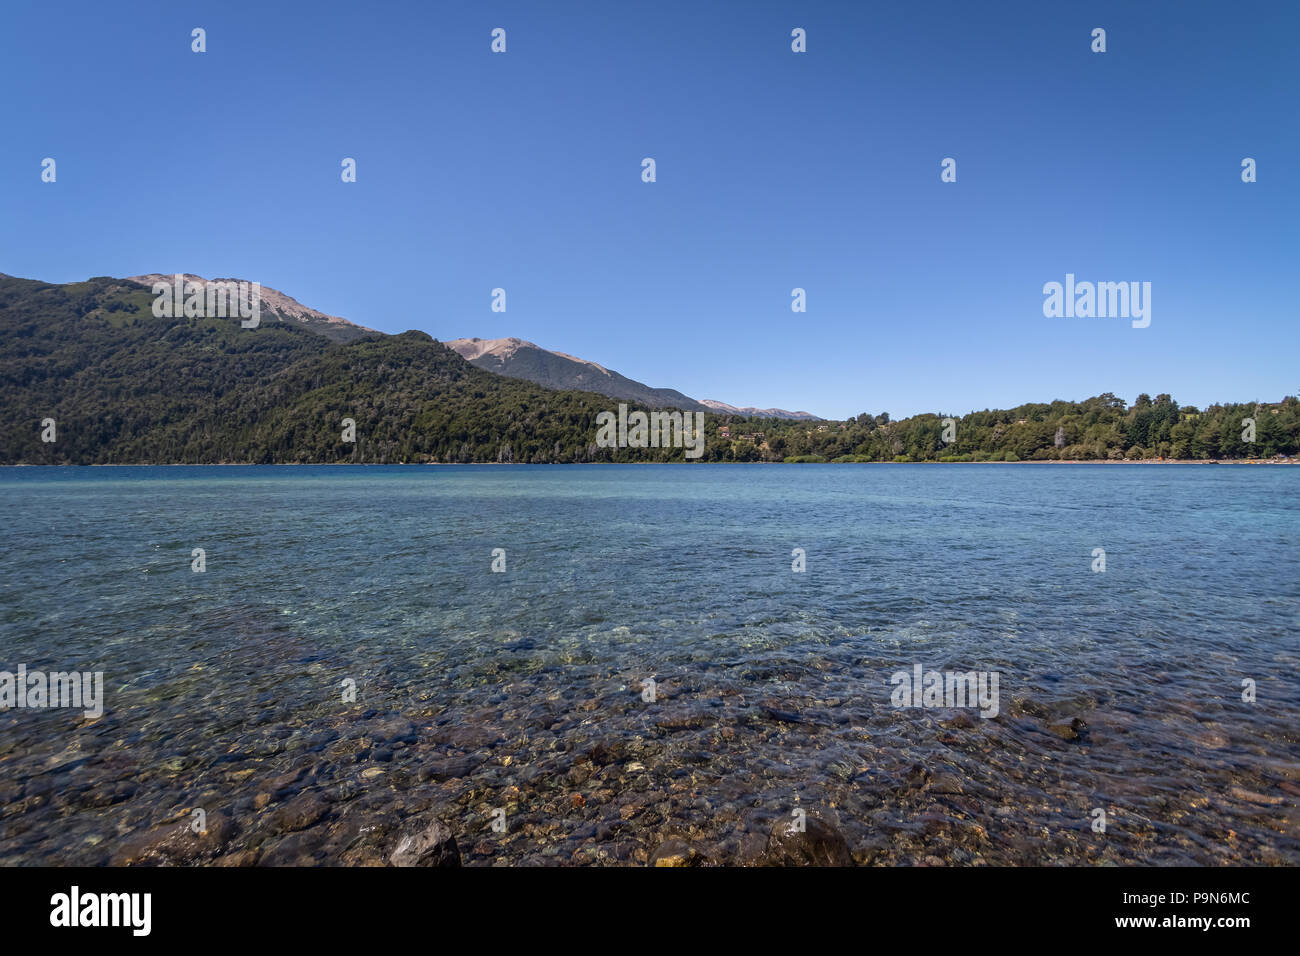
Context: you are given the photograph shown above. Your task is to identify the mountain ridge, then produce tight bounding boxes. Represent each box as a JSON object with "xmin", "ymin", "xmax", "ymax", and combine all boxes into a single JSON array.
[
  {"xmin": 697, "ymin": 399, "xmax": 819, "ymax": 421},
  {"xmin": 126, "ymin": 274, "xmax": 379, "ymax": 343},
  {"xmin": 447, "ymin": 336, "xmax": 820, "ymax": 419},
  {"xmin": 445, "ymin": 336, "xmax": 714, "ymax": 413},
  {"xmin": 100, "ymin": 274, "xmax": 820, "ymax": 417}
]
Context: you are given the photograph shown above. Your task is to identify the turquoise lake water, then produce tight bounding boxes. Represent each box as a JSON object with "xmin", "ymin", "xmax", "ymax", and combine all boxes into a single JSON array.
[{"xmin": 1, "ymin": 464, "xmax": 1296, "ymax": 865}]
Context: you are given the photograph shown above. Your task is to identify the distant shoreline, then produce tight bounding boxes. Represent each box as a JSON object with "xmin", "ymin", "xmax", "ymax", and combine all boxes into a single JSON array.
[{"xmin": 3, "ymin": 458, "xmax": 1297, "ymax": 468}]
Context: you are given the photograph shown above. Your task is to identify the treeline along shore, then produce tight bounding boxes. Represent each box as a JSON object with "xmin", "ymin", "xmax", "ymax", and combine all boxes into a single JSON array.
[{"xmin": 3, "ymin": 275, "xmax": 1297, "ymax": 466}]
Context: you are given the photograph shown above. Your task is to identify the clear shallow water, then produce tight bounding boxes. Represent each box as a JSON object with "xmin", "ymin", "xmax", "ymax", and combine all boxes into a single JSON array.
[{"xmin": 1, "ymin": 463, "xmax": 1297, "ymax": 865}]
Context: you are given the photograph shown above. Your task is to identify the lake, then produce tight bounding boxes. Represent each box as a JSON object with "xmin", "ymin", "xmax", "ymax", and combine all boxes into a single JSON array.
[{"xmin": 1, "ymin": 463, "xmax": 1296, "ymax": 865}]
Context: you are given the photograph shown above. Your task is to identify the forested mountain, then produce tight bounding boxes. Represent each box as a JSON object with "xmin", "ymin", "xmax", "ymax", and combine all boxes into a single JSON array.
[
  {"xmin": 1, "ymin": 274, "xmax": 1296, "ymax": 465},
  {"xmin": 0, "ymin": 275, "xmax": 681, "ymax": 464}
]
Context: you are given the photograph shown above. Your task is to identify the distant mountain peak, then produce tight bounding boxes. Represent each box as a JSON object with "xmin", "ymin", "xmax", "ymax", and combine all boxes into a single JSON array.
[
  {"xmin": 446, "ymin": 337, "xmax": 820, "ymax": 419},
  {"xmin": 125, "ymin": 274, "xmax": 378, "ymax": 343},
  {"xmin": 698, "ymin": 399, "xmax": 820, "ymax": 421},
  {"xmin": 449, "ymin": 337, "xmax": 616, "ymax": 376},
  {"xmin": 445, "ymin": 336, "xmax": 702, "ymax": 410}
]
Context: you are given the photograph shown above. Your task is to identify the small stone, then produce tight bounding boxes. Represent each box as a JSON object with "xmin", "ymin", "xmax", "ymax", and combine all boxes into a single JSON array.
[
  {"xmin": 763, "ymin": 815, "xmax": 852, "ymax": 867},
  {"xmin": 111, "ymin": 811, "xmax": 235, "ymax": 865},
  {"xmin": 736, "ymin": 831, "xmax": 769, "ymax": 865},
  {"xmin": 418, "ymin": 754, "xmax": 480, "ymax": 782},
  {"xmin": 655, "ymin": 712, "xmax": 710, "ymax": 731},
  {"xmin": 1047, "ymin": 717, "xmax": 1087, "ymax": 741},
  {"xmin": 274, "ymin": 792, "xmax": 329, "ymax": 832},
  {"xmin": 648, "ymin": 839, "xmax": 704, "ymax": 867},
  {"xmin": 389, "ymin": 819, "xmax": 461, "ymax": 867},
  {"xmin": 1016, "ymin": 698, "xmax": 1052, "ymax": 719},
  {"xmin": 759, "ymin": 703, "xmax": 803, "ymax": 724},
  {"xmin": 926, "ymin": 773, "xmax": 966, "ymax": 795},
  {"xmin": 369, "ymin": 717, "xmax": 417, "ymax": 745},
  {"xmin": 941, "ymin": 712, "xmax": 975, "ymax": 730},
  {"xmin": 1229, "ymin": 786, "xmax": 1283, "ymax": 806},
  {"xmin": 213, "ymin": 849, "xmax": 259, "ymax": 867}
]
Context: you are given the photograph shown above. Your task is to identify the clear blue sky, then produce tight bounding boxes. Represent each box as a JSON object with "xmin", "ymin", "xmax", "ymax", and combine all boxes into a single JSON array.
[{"xmin": 2, "ymin": 0, "xmax": 1296, "ymax": 420}]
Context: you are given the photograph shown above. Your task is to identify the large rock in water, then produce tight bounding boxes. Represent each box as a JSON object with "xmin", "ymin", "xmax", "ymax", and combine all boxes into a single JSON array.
[
  {"xmin": 763, "ymin": 815, "xmax": 852, "ymax": 866},
  {"xmin": 389, "ymin": 820, "xmax": 461, "ymax": 867}
]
